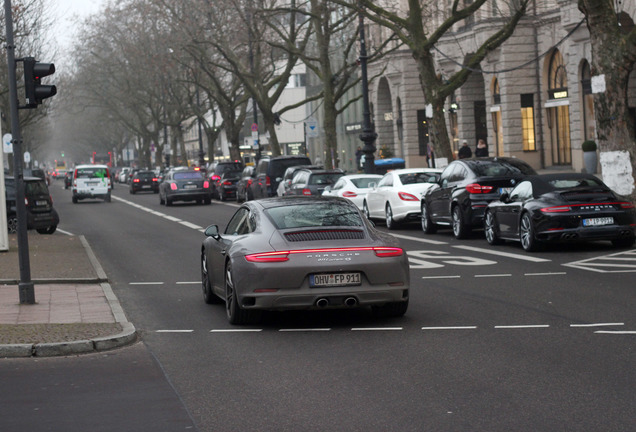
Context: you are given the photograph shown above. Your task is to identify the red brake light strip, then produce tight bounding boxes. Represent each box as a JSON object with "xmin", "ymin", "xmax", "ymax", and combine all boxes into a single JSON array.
[{"xmin": 245, "ymin": 247, "xmax": 404, "ymax": 262}]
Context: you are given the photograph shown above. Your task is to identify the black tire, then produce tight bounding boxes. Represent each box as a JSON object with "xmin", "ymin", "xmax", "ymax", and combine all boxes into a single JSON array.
[
  {"xmin": 166, "ymin": 197, "xmax": 173, "ymax": 206},
  {"xmin": 201, "ymin": 251, "xmax": 222, "ymax": 304},
  {"xmin": 611, "ymin": 237, "xmax": 635, "ymax": 248},
  {"xmin": 104, "ymin": 192, "xmax": 111, "ymax": 202},
  {"xmin": 520, "ymin": 212, "xmax": 542, "ymax": 252},
  {"xmin": 363, "ymin": 201, "xmax": 371, "ymax": 220},
  {"xmin": 204, "ymin": 197, "xmax": 212, "ymax": 205},
  {"xmin": 7, "ymin": 216, "xmax": 18, "ymax": 234},
  {"xmin": 372, "ymin": 300, "xmax": 409, "ymax": 318},
  {"xmin": 130, "ymin": 189, "xmax": 135, "ymax": 194},
  {"xmin": 451, "ymin": 205, "xmax": 470, "ymax": 239},
  {"xmin": 159, "ymin": 193, "xmax": 165, "ymax": 205},
  {"xmin": 225, "ymin": 262, "xmax": 261, "ymax": 325},
  {"xmin": 72, "ymin": 195, "xmax": 78, "ymax": 204},
  {"xmin": 36, "ymin": 225, "xmax": 57, "ymax": 235},
  {"xmin": 484, "ymin": 210, "xmax": 503, "ymax": 245},
  {"xmin": 220, "ymin": 192, "xmax": 227, "ymax": 201},
  {"xmin": 421, "ymin": 202, "xmax": 437, "ymax": 234},
  {"xmin": 385, "ymin": 203, "xmax": 399, "ymax": 230}
]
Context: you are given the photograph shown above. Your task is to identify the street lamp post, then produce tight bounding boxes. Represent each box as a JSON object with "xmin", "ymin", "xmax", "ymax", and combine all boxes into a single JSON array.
[{"xmin": 358, "ymin": 6, "xmax": 377, "ymax": 174}]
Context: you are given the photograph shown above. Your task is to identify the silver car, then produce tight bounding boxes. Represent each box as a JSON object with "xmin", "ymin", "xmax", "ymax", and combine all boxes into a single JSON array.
[{"xmin": 201, "ymin": 196, "xmax": 410, "ymax": 324}]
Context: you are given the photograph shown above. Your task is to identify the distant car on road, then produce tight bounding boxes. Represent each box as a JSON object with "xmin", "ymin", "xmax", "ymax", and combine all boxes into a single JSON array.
[
  {"xmin": 216, "ymin": 170, "xmax": 242, "ymax": 201},
  {"xmin": 421, "ymin": 157, "xmax": 537, "ymax": 238},
  {"xmin": 284, "ymin": 168, "xmax": 344, "ymax": 197},
  {"xmin": 159, "ymin": 169, "xmax": 212, "ymax": 206},
  {"xmin": 236, "ymin": 166, "xmax": 255, "ymax": 203},
  {"xmin": 129, "ymin": 170, "xmax": 159, "ymax": 194},
  {"xmin": 483, "ymin": 173, "xmax": 636, "ymax": 251},
  {"xmin": 322, "ymin": 174, "xmax": 383, "ymax": 210},
  {"xmin": 72, "ymin": 164, "xmax": 112, "ymax": 203},
  {"xmin": 363, "ymin": 168, "xmax": 443, "ymax": 230},
  {"xmin": 200, "ymin": 196, "xmax": 410, "ymax": 324},
  {"xmin": 249, "ymin": 155, "xmax": 312, "ymax": 199},
  {"xmin": 5, "ymin": 175, "xmax": 59, "ymax": 234}
]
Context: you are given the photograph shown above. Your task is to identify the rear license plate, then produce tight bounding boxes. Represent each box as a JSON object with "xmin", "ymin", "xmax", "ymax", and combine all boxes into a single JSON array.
[
  {"xmin": 184, "ymin": 184, "xmax": 198, "ymax": 189},
  {"xmin": 142, "ymin": 185, "xmax": 151, "ymax": 188},
  {"xmin": 310, "ymin": 273, "xmax": 361, "ymax": 288},
  {"xmin": 35, "ymin": 200, "xmax": 48, "ymax": 206},
  {"xmin": 583, "ymin": 217, "xmax": 614, "ymax": 227},
  {"xmin": 499, "ymin": 187, "xmax": 513, "ymax": 195}
]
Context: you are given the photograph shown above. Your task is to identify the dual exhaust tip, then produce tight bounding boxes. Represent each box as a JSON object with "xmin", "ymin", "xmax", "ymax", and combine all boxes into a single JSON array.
[{"xmin": 315, "ymin": 297, "xmax": 358, "ymax": 308}]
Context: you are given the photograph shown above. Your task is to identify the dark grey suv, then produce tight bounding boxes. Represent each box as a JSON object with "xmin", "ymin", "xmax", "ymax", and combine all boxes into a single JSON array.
[
  {"xmin": 249, "ymin": 155, "xmax": 312, "ymax": 199},
  {"xmin": 284, "ymin": 168, "xmax": 344, "ymax": 196}
]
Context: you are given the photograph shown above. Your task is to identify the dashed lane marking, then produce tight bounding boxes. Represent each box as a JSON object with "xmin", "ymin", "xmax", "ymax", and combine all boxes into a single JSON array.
[
  {"xmin": 570, "ymin": 323, "xmax": 624, "ymax": 328},
  {"xmin": 389, "ymin": 233, "xmax": 448, "ymax": 245},
  {"xmin": 494, "ymin": 324, "xmax": 550, "ymax": 329},
  {"xmin": 129, "ymin": 282, "xmax": 164, "ymax": 285},
  {"xmin": 421, "ymin": 326, "xmax": 477, "ymax": 330},
  {"xmin": 156, "ymin": 330, "xmax": 194, "ymax": 333}
]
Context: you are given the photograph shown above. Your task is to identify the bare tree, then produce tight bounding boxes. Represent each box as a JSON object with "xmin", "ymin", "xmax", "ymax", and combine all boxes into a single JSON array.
[
  {"xmin": 336, "ymin": 0, "xmax": 530, "ymax": 161},
  {"xmin": 578, "ymin": 0, "xmax": 636, "ymax": 200}
]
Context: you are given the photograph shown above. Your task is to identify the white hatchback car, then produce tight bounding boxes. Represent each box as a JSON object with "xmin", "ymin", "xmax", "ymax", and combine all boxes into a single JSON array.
[
  {"xmin": 322, "ymin": 174, "xmax": 382, "ymax": 210},
  {"xmin": 72, "ymin": 164, "xmax": 112, "ymax": 203},
  {"xmin": 363, "ymin": 168, "xmax": 442, "ymax": 229}
]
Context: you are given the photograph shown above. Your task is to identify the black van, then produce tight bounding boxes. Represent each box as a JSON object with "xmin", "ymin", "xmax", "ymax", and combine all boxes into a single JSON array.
[
  {"xmin": 249, "ymin": 155, "xmax": 312, "ymax": 199},
  {"xmin": 5, "ymin": 176, "xmax": 59, "ymax": 234}
]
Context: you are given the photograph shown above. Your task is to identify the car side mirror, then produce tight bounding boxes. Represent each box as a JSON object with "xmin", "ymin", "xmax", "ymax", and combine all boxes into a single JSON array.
[
  {"xmin": 499, "ymin": 192, "xmax": 510, "ymax": 203},
  {"xmin": 369, "ymin": 182, "xmax": 377, "ymax": 189},
  {"xmin": 204, "ymin": 224, "xmax": 221, "ymax": 239},
  {"xmin": 324, "ymin": 185, "xmax": 331, "ymax": 192},
  {"xmin": 275, "ymin": 177, "xmax": 283, "ymax": 182}
]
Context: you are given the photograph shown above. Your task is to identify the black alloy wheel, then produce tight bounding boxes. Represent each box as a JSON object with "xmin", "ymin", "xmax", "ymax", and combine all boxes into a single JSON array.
[
  {"xmin": 201, "ymin": 252, "xmax": 222, "ymax": 304},
  {"xmin": 520, "ymin": 212, "xmax": 541, "ymax": 252},
  {"xmin": 451, "ymin": 205, "xmax": 469, "ymax": 239},
  {"xmin": 421, "ymin": 202, "xmax": 437, "ymax": 234},
  {"xmin": 225, "ymin": 262, "xmax": 261, "ymax": 325},
  {"xmin": 484, "ymin": 210, "xmax": 502, "ymax": 245}
]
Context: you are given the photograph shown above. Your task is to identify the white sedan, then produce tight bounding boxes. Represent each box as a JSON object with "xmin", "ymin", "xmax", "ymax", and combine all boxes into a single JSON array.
[
  {"xmin": 322, "ymin": 174, "xmax": 382, "ymax": 210},
  {"xmin": 363, "ymin": 168, "xmax": 443, "ymax": 229}
]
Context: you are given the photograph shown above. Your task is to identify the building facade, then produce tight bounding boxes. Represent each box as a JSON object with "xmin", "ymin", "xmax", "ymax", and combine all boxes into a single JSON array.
[{"xmin": 366, "ymin": 0, "xmax": 636, "ymax": 172}]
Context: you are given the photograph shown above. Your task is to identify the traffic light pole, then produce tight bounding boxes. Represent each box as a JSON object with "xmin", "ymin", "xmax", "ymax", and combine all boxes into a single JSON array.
[{"xmin": 3, "ymin": 0, "xmax": 35, "ymax": 303}]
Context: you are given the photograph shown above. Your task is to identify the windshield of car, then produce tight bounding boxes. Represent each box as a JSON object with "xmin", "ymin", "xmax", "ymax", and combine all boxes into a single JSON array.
[
  {"xmin": 223, "ymin": 170, "xmax": 242, "ymax": 180},
  {"xmin": 266, "ymin": 202, "xmax": 363, "ymax": 229},
  {"xmin": 471, "ymin": 160, "xmax": 535, "ymax": 177},
  {"xmin": 174, "ymin": 172, "xmax": 203, "ymax": 180},
  {"xmin": 136, "ymin": 171, "xmax": 155, "ymax": 179},
  {"xmin": 76, "ymin": 167, "xmax": 108, "ymax": 179},
  {"xmin": 25, "ymin": 180, "xmax": 49, "ymax": 195},
  {"xmin": 272, "ymin": 159, "xmax": 311, "ymax": 178},
  {"xmin": 308, "ymin": 173, "xmax": 343, "ymax": 185},
  {"xmin": 399, "ymin": 172, "xmax": 435, "ymax": 185}
]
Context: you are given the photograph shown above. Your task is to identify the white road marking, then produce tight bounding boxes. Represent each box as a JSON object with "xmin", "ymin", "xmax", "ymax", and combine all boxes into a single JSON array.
[
  {"xmin": 180, "ymin": 221, "xmax": 203, "ymax": 230},
  {"xmin": 129, "ymin": 282, "xmax": 164, "ymax": 285},
  {"xmin": 156, "ymin": 330, "xmax": 194, "ymax": 333},
  {"xmin": 494, "ymin": 325, "xmax": 550, "ymax": 329},
  {"xmin": 563, "ymin": 250, "xmax": 636, "ymax": 273},
  {"xmin": 56, "ymin": 228, "xmax": 75, "ymax": 236},
  {"xmin": 210, "ymin": 329, "xmax": 263, "ymax": 333},
  {"xmin": 279, "ymin": 328, "xmax": 331, "ymax": 332},
  {"xmin": 389, "ymin": 233, "xmax": 448, "ymax": 245},
  {"xmin": 421, "ymin": 326, "xmax": 477, "ymax": 330},
  {"xmin": 475, "ymin": 274, "xmax": 511, "ymax": 278},
  {"xmin": 409, "ymin": 250, "xmax": 497, "ymax": 269},
  {"xmin": 421, "ymin": 275, "xmax": 461, "ymax": 279},
  {"xmin": 453, "ymin": 245, "xmax": 551, "ymax": 262},
  {"xmin": 176, "ymin": 281, "xmax": 200, "ymax": 285},
  {"xmin": 351, "ymin": 327, "xmax": 403, "ymax": 331},
  {"xmin": 570, "ymin": 323, "xmax": 624, "ymax": 328},
  {"xmin": 525, "ymin": 272, "xmax": 567, "ymax": 276},
  {"xmin": 594, "ymin": 330, "xmax": 636, "ymax": 335}
]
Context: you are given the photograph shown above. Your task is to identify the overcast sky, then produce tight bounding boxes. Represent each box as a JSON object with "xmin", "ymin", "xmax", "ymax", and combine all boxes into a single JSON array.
[{"xmin": 51, "ymin": 0, "xmax": 105, "ymax": 68}]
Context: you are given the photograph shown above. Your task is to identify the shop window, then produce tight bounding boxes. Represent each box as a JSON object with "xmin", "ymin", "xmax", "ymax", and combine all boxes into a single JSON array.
[{"xmin": 521, "ymin": 94, "xmax": 536, "ymax": 151}]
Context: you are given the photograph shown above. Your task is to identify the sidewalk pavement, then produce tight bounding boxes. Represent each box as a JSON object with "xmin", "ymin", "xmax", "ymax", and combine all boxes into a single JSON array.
[{"xmin": 0, "ymin": 233, "xmax": 137, "ymax": 358}]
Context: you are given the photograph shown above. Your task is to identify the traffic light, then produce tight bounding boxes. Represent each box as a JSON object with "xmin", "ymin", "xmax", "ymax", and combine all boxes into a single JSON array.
[{"xmin": 23, "ymin": 57, "xmax": 56, "ymax": 108}]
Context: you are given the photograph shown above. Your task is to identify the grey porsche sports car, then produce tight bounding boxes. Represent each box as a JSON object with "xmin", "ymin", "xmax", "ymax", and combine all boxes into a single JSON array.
[{"xmin": 201, "ymin": 196, "xmax": 410, "ymax": 324}]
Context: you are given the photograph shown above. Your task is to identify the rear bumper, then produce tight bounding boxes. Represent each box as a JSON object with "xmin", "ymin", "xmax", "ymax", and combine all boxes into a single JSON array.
[{"xmin": 27, "ymin": 208, "xmax": 59, "ymax": 229}]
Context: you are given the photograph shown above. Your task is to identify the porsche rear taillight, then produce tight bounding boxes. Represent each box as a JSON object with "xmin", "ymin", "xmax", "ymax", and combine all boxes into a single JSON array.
[
  {"xmin": 619, "ymin": 202, "xmax": 635, "ymax": 209},
  {"xmin": 245, "ymin": 247, "xmax": 404, "ymax": 263},
  {"xmin": 541, "ymin": 205, "xmax": 571, "ymax": 213},
  {"xmin": 466, "ymin": 183, "xmax": 494, "ymax": 194}
]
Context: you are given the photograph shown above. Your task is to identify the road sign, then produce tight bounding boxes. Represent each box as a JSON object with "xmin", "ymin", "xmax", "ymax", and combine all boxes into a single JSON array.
[
  {"xmin": 305, "ymin": 118, "xmax": 318, "ymax": 138},
  {"xmin": 2, "ymin": 133, "xmax": 12, "ymax": 153},
  {"xmin": 24, "ymin": 151, "xmax": 31, "ymax": 163},
  {"xmin": 251, "ymin": 123, "xmax": 258, "ymax": 132}
]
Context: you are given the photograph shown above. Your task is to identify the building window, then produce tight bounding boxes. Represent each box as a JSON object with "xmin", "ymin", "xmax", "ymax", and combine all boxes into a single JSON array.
[
  {"xmin": 493, "ymin": 78, "xmax": 501, "ymax": 105},
  {"xmin": 521, "ymin": 94, "xmax": 536, "ymax": 151}
]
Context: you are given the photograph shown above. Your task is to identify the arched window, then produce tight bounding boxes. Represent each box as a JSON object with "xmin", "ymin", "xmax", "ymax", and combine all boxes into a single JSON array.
[{"xmin": 548, "ymin": 50, "xmax": 568, "ymax": 99}]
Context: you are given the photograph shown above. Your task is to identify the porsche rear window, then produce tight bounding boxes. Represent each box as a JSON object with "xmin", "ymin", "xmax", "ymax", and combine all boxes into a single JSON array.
[
  {"xmin": 548, "ymin": 178, "xmax": 605, "ymax": 189},
  {"xmin": 266, "ymin": 202, "xmax": 363, "ymax": 229}
]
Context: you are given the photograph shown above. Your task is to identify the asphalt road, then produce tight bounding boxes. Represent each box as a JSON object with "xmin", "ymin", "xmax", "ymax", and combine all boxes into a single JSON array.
[{"xmin": 8, "ymin": 179, "xmax": 635, "ymax": 432}]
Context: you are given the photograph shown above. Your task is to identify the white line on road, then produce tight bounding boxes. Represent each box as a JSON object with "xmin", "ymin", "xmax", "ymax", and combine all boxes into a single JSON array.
[
  {"xmin": 56, "ymin": 228, "xmax": 75, "ymax": 236},
  {"xmin": 421, "ymin": 326, "xmax": 477, "ymax": 330},
  {"xmin": 388, "ymin": 233, "xmax": 448, "ymax": 245},
  {"xmin": 279, "ymin": 328, "xmax": 331, "ymax": 332},
  {"xmin": 525, "ymin": 272, "xmax": 567, "ymax": 276},
  {"xmin": 421, "ymin": 275, "xmax": 461, "ymax": 279},
  {"xmin": 210, "ymin": 329, "xmax": 263, "ymax": 333},
  {"xmin": 129, "ymin": 282, "xmax": 164, "ymax": 285},
  {"xmin": 453, "ymin": 245, "xmax": 551, "ymax": 262},
  {"xmin": 176, "ymin": 281, "xmax": 200, "ymax": 285},
  {"xmin": 570, "ymin": 323, "xmax": 624, "ymax": 328},
  {"xmin": 475, "ymin": 274, "xmax": 511, "ymax": 278},
  {"xmin": 494, "ymin": 324, "xmax": 550, "ymax": 329},
  {"xmin": 180, "ymin": 221, "xmax": 203, "ymax": 230},
  {"xmin": 351, "ymin": 327, "xmax": 403, "ymax": 331},
  {"xmin": 594, "ymin": 330, "xmax": 636, "ymax": 335},
  {"xmin": 156, "ymin": 330, "xmax": 194, "ymax": 333}
]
